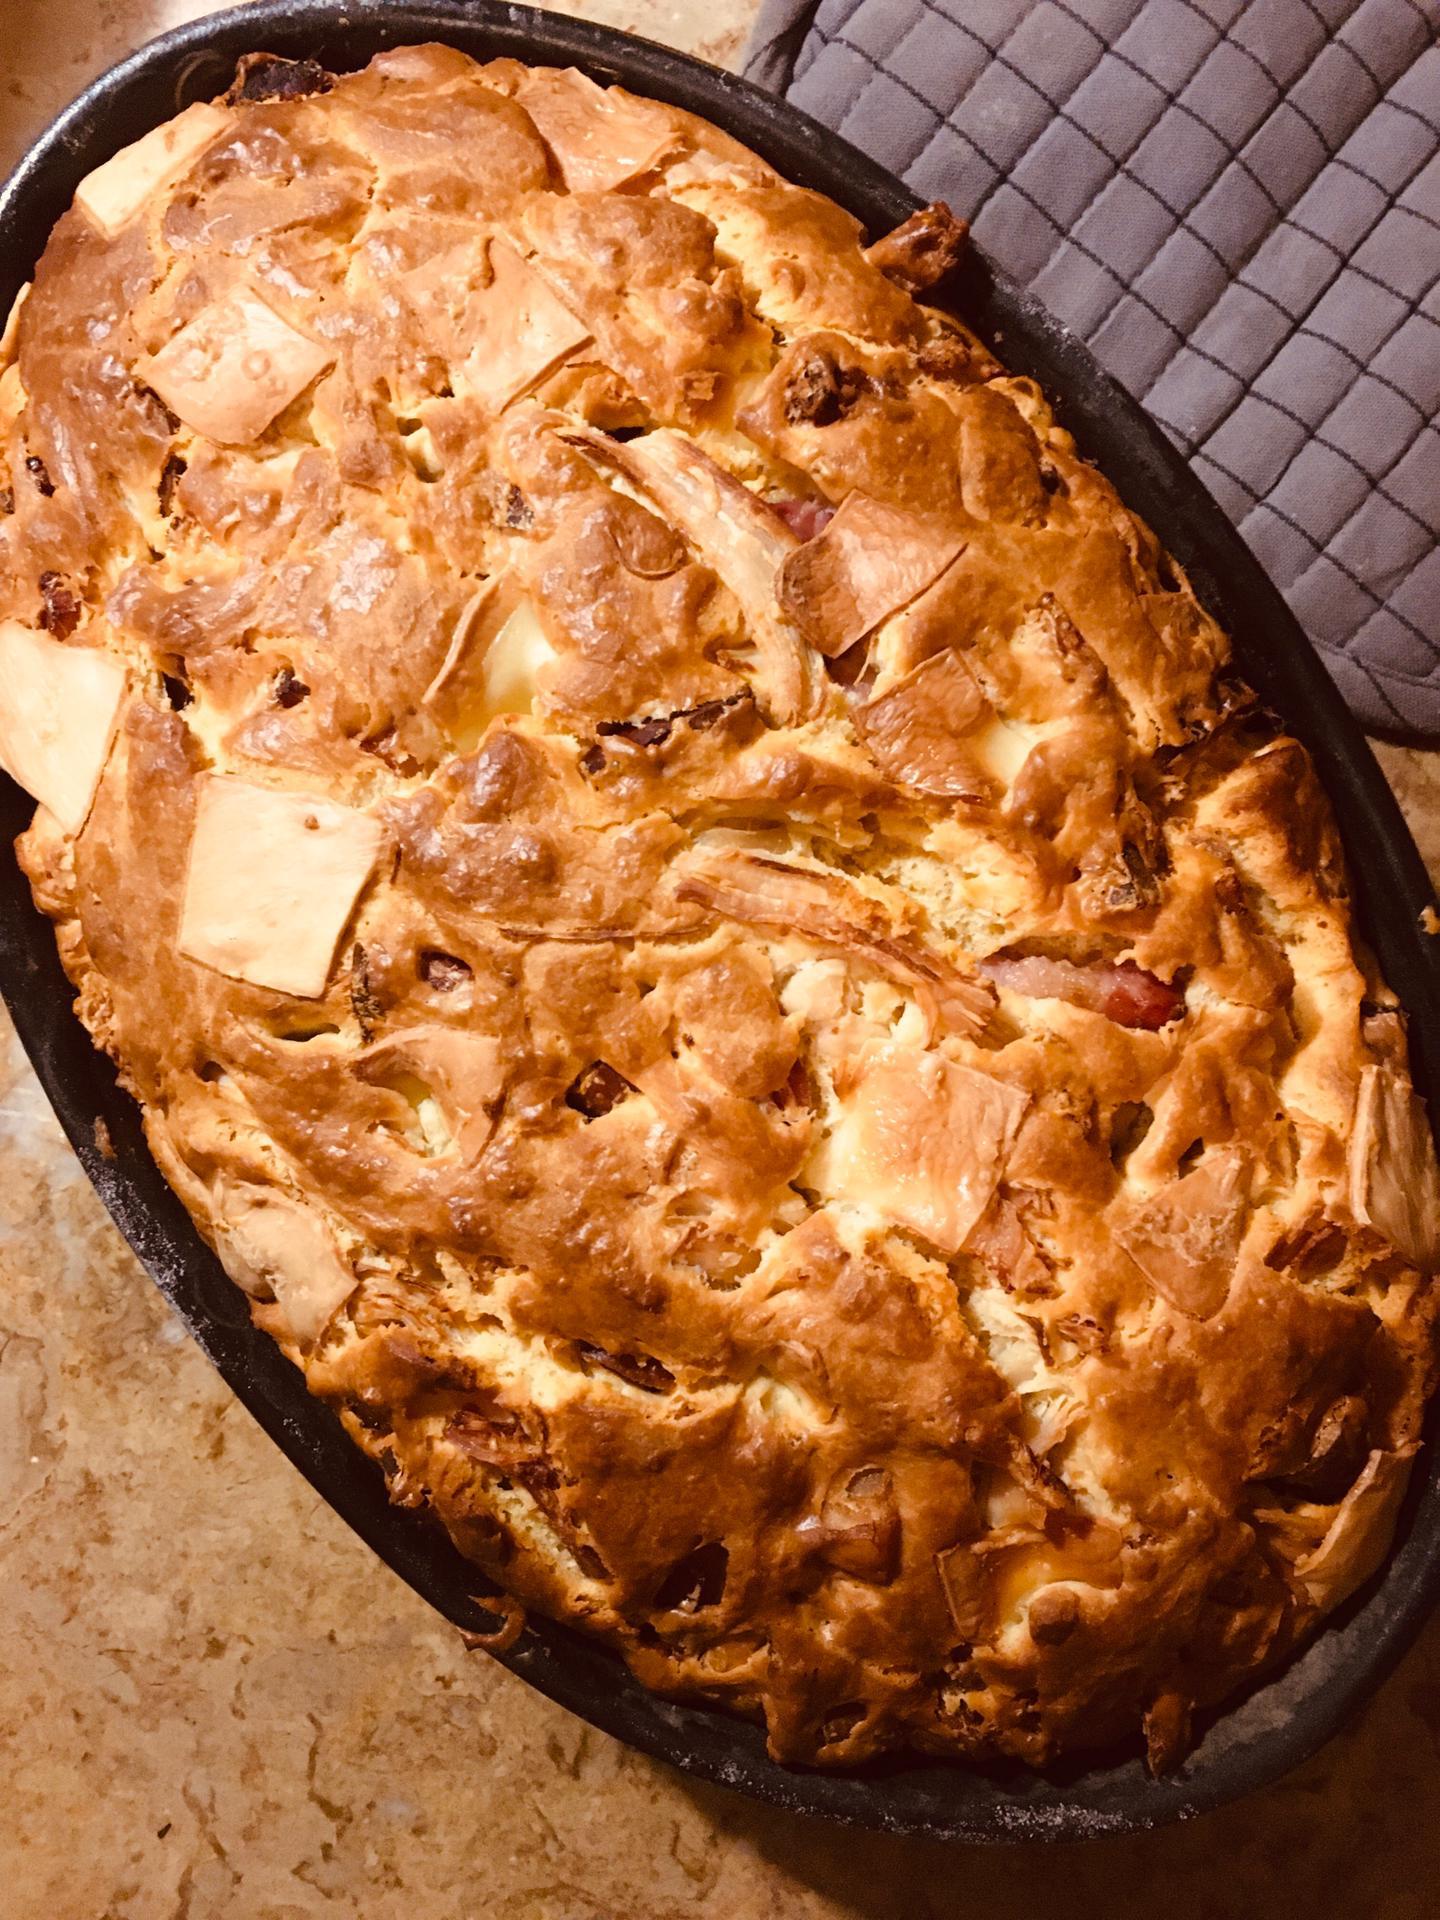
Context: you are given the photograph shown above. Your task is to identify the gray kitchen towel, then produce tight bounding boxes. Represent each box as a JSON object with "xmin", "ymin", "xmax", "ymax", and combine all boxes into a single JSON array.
[{"xmin": 744, "ymin": 0, "xmax": 1440, "ymax": 737}]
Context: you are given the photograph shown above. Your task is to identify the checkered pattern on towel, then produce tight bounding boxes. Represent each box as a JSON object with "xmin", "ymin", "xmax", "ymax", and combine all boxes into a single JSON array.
[{"xmin": 744, "ymin": 0, "xmax": 1440, "ymax": 737}]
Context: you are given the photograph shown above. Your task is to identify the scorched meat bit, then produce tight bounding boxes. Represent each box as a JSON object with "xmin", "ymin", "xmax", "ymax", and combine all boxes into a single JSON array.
[
  {"xmin": 478, "ymin": 473, "xmax": 535, "ymax": 530},
  {"xmin": 228, "ymin": 54, "xmax": 335, "ymax": 104},
  {"xmin": 1111, "ymin": 840, "xmax": 1163, "ymax": 911},
  {"xmin": 574, "ymin": 1341, "xmax": 675, "ymax": 1393},
  {"xmin": 782, "ymin": 346, "xmax": 870, "ymax": 426},
  {"xmin": 597, "ymin": 714, "xmax": 673, "ymax": 748},
  {"xmin": 37, "ymin": 571, "xmax": 81, "ymax": 639},
  {"xmin": 350, "ymin": 942, "xmax": 385, "ymax": 1042},
  {"xmin": 916, "ymin": 332, "xmax": 995, "ymax": 384},
  {"xmin": 565, "ymin": 1060, "xmax": 634, "ymax": 1119},
  {"xmin": 137, "ymin": 385, "xmax": 180, "ymax": 434},
  {"xmin": 1264, "ymin": 1215, "xmax": 1345, "ymax": 1277},
  {"xmin": 587, "ymin": 693, "xmax": 755, "ymax": 768},
  {"xmin": 157, "ymin": 452, "xmax": 187, "ymax": 518},
  {"xmin": 653, "ymin": 1542, "xmax": 728, "ymax": 1612},
  {"xmin": 273, "ymin": 666, "xmax": 310, "ymax": 707},
  {"xmin": 681, "ymin": 691, "xmax": 755, "ymax": 733},
  {"xmin": 446, "ymin": 1405, "xmax": 551, "ymax": 1483},
  {"xmin": 419, "ymin": 949, "xmax": 473, "ymax": 993},
  {"xmin": 1271, "ymin": 1396, "xmax": 1370, "ymax": 1503},
  {"xmin": 866, "ymin": 202, "xmax": 970, "ymax": 294}
]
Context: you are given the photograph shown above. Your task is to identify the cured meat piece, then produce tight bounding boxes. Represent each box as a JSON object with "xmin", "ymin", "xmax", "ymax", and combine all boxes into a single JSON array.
[
  {"xmin": 979, "ymin": 951, "xmax": 1182, "ymax": 1030},
  {"xmin": 769, "ymin": 496, "xmax": 835, "ymax": 541}
]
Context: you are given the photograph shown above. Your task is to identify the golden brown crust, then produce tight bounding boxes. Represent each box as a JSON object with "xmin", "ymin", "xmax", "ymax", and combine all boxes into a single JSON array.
[{"xmin": 3, "ymin": 45, "xmax": 1438, "ymax": 1772}]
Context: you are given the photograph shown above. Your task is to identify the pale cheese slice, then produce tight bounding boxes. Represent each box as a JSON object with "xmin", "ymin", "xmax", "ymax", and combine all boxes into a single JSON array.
[
  {"xmin": 139, "ymin": 288, "xmax": 333, "ymax": 444},
  {"xmin": 473, "ymin": 599, "xmax": 556, "ymax": 722},
  {"xmin": 778, "ymin": 494, "xmax": 966, "ymax": 657},
  {"xmin": 0, "ymin": 619, "xmax": 125, "ymax": 834},
  {"xmin": 74, "ymin": 102, "xmax": 229, "ymax": 239},
  {"xmin": 1348, "ymin": 1063, "xmax": 1440, "ymax": 1271},
  {"xmin": 815, "ymin": 1042, "xmax": 1029, "ymax": 1253},
  {"xmin": 0, "ymin": 362, "xmax": 24, "ymax": 441},
  {"xmin": 1114, "ymin": 1149, "xmax": 1250, "ymax": 1318},
  {"xmin": 399, "ymin": 240, "xmax": 494, "ymax": 365},
  {"xmin": 965, "ymin": 714, "xmax": 1048, "ymax": 793},
  {"xmin": 423, "ymin": 583, "xmax": 556, "ymax": 747},
  {"xmin": 0, "ymin": 283, "xmax": 28, "ymax": 369},
  {"xmin": 452, "ymin": 240, "xmax": 592, "ymax": 411},
  {"xmin": 561, "ymin": 424, "xmax": 818, "ymax": 725},
  {"xmin": 213, "ymin": 1183, "xmax": 357, "ymax": 1344},
  {"xmin": 1293, "ymin": 1446, "xmax": 1417, "ymax": 1611},
  {"xmin": 357, "ymin": 1027, "xmax": 506, "ymax": 1161},
  {"xmin": 517, "ymin": 67, "xmax": 677, "ymax": 193},
  {"xmin": 179, "ymin": 775, "xmax": 384, "ymax": 999}
]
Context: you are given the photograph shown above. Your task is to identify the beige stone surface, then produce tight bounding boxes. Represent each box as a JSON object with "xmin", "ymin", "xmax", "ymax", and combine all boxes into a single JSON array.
[{"xmin": 3, "ymin": 4, "xmax": 1440, "ymax": 1914}]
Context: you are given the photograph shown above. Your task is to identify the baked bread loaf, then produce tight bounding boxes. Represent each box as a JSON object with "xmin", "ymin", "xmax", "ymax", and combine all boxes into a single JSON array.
[{"xmin": 3, "ymin": 45, "xmax": 1438, "ymax": 1773}]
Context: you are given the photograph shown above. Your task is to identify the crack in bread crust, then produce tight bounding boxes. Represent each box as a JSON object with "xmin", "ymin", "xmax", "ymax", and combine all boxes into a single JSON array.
[{"xmin": 3, "ymin": 44, "xmax": 1438, "ymax": 1774}]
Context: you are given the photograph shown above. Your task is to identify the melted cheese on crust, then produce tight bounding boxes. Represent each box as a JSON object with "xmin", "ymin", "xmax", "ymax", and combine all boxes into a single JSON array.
[
  {"xmin": 74, "ymin": 102, "xmax": 229, "ymax": 238},
  {"xmin": 179, "ymin": 776, "xmax": 383, "ymax": 999},
  {"xmin": 140, "ymin": 288, "xmax": 333, "ymax": 444},
  {"xmin": 0, "ymin": 621, "xmax": 126, "ymax": 834}
]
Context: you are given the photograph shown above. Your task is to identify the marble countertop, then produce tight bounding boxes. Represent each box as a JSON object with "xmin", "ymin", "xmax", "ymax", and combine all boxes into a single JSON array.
[{"xmin": 3, "ymin": 5, "xmax": 1439, "ymax": 1913}]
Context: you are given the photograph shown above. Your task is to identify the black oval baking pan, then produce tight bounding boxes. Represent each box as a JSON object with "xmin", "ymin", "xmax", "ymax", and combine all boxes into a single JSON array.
[{"xmin": 2, "ymin": 0, "xmax": 1438, "ymax": 1846}]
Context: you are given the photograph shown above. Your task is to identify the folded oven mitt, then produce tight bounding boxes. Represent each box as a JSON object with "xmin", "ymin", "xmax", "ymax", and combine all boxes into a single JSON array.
[{"xmin": 745, "ymin": 0, "xmax": 1440, "ymax": 738}]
